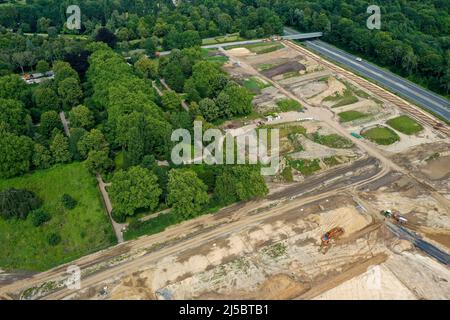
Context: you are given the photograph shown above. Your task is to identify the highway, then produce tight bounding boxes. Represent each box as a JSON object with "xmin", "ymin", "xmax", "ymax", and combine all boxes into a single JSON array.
[
  {"xmin": 303, "ymin": 40, "xmax": 450, "ymax": 121},
  {"xmin": 282, "ymin": 27, "xmax": 450, "ymax": 121}
]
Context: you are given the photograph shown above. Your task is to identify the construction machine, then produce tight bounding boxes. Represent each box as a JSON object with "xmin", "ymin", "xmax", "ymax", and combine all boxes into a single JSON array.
[{"xmin": 319, "ymin": 227, "xmax": 344, "ymax": 254}]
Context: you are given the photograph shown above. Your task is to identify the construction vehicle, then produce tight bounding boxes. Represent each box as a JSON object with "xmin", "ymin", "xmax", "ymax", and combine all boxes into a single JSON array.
[
  {"xmin": 381, "ymin": 209, "xmax": 408, "ymax": 224},
  {"xmin": 321, "ymin": 227, "xmax": 345, "ymax": 245},
  {"xmin": 381, "ymin": 210, "xmax": 393, "ymax": 218},
  {"xmin": 319, "ymin": 227, "xmax": 344, "ymax": 254}
]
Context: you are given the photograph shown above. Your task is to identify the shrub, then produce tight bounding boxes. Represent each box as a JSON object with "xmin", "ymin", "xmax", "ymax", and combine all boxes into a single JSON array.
[
  {"xmin": 61, "ymin": 194, "xmax": 77, "ymax": 210},
  {"xmin": 111, "ymin": 210, "xmax": 127, "ymax": 223},
  {"xmin": 31, "ymin": 209, "xmax": 51, "ymax": 227},
  {"xmin": 47, "ymin": 233, "xmax": 61, "ymax": 246},
  {"xmin": 0, "ymin": 188, "xmax": 42, "ymax": 220}
]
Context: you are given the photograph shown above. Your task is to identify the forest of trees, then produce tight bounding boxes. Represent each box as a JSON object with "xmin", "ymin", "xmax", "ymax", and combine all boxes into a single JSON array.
[
  {"xmin": 0, "ymin": 0, "xmax": 447, "ymax": 95},
  {"xmin": 0, "ymin": 0, "xmax": 448, "ymax": 228}
]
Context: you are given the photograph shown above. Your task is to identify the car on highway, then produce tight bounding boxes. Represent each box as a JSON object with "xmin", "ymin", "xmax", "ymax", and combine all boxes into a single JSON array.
[{"xmin": 356, "ymin": 57, "xmax": 363, "ymax": 62}]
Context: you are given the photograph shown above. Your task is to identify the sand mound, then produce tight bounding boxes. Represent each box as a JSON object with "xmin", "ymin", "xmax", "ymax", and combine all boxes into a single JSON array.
[{"xmin": 318, "ymin": 206, "xmax": 371, "ymax": 237}]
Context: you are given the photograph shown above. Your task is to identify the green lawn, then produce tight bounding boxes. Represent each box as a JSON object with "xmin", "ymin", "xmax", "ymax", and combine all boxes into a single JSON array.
[
  {"xmin": 362, "ymin": 126, "xmax": 400, "ymax": 145},
  {"xmin": 338, "ymin": 110, "xmax": 369, "ymax": 122},
  {"xmin": 386, "ymin": 115, "xmax": 423, "ymax": 135},
  {"xmin": 243, "ymin": 77, "xmax": 271, "ymax": 93},
  {"xmin": 275, "ymin": 99, "xmax": 303, "ymax": 112},
  {"xmin": 312, "ymin": 133, "xmax": 354, "ymax": 149},
  {"xmin": 0, "ymin": 162, "xmax": 116, "ymax": 271}
]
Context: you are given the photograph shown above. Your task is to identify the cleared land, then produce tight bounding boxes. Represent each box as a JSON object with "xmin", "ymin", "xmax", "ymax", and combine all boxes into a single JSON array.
[{"xmin": 0, "ymin": 163, "xmax": 116, "ymax": 271}]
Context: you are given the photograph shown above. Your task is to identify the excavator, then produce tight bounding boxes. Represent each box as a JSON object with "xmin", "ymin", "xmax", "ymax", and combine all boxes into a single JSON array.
[{"xmin": 319, "ymin": 227, "xmax": 344, "ymax": 254}]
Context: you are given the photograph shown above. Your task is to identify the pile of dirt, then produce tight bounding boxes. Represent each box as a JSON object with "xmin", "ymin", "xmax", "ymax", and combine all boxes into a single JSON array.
[{"xmin": 262, "ymin": 61, "xmax": 306, "ymax": 78}]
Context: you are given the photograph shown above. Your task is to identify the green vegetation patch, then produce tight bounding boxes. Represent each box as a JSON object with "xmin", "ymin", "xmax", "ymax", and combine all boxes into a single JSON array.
[
  {"xmin": 262, "ymin": 242, "xmax": 287, "ymax": 259},
  {"xmin": 324, "ymin": 89, "xmax": 358, "ymax": 108},
  {"xmin": 386, "ymin": 115, "xmax": 423, "ymax": 135},
  {"xmin": 312, "ymin": 132, "xmax": 354, "ymax": 149},
  {"xmin": 362, "ymin": 126, "xmax": 400, "ymax": 145},
  {"xmin": 243, "ymin": 77, "xmax": 270, "ymax": 93},
  {"xmin": 280, "ymin": 166, "xmax": 293, "ymax": 182},
  {"xmin": 338, "ymin": 110, "xmax": 369, "ymax": 122},
  {"xmin": 275, "ymin": 99, "xmax": 303, "ymax": 112},
  {"xmin": 0, "ymin": 162, "xmax": 116, "ymax": 271},
  {"xmin": 288, "ymin": 158, "xmax": 321, "ymax": 176},
  {"xmin": 323, "ymin": 156, "xmax": 341, "ymax": 167}
]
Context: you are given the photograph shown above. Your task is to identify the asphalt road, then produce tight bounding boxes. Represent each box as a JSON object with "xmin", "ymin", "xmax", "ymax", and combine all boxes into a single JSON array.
[
  {"xmin": 387, "ymin": 222, "xmax": 450, "ymax": 266},
  {"xmin": 302, "ymin": 39, "xmax": 450, "ymax": 121}
]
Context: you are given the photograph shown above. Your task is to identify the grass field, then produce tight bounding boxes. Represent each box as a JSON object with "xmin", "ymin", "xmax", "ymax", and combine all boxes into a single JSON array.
[
  {"xmin": 275, "ymin": 99, "xmax": 303, "ymax": 112},
  {"xmin": 0, "ymin": 163, "xmax": 116, "ymax": 271},
  {"xmin": 312, "ymin": 133, "xmax": 354, "ymax": 149},
  {"xmin": 362, "ymin": 126, "xmax": 400, "ymax": 145},
  {"xmin": 243, "ymin": 77, "xmax": 271, "ymax": 93},
  {"xmin": 386, "ymin": 115, "xmax": 423, "ymax": 135},
  {"xmin": 338, "ymin": 110, "xmax": 369, "ymax": 122}
]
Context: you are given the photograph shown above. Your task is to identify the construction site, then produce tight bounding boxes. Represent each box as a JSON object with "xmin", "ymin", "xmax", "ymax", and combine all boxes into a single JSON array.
[{"xmin": 1, "ymin": 40, "xmax": 449, "ymax": 301}]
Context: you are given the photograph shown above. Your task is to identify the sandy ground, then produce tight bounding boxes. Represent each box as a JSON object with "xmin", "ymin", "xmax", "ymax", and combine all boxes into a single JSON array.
[
  {"xmin": 314, "ymin": 263, "xmax": 416, "ymax": 300},
  {"xmin": 308, "ymin": 77, "xmax": 346, "ymax": 106}
]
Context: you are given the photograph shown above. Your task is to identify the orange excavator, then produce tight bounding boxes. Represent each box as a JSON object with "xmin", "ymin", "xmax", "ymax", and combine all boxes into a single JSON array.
[{"xmin": 320, "ymin": 227, "xmax": 344, "ymax": 253}]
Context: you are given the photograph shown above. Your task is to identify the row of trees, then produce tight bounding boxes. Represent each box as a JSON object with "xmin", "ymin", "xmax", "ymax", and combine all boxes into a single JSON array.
[{"xmin": 109, "ymin": 164, "xmax": 268, "ymax": 220}]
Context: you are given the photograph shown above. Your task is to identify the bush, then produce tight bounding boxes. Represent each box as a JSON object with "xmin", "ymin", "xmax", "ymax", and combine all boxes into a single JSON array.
[
  {"xmin": 0, "ymin": 188, "xmax": 42, "ymax": 220},
  {"xmin": 47, "ymin": 233, "xmax": 61, "ymax": 246},
  {"xmin": 31, "ymin": 209, "xmax": 51, "ymax": 227},
  {"xmin": 61, "ymin": 194, "xmax": 77, "ymax": 210},
  {"xmin": 111, "ymin": 210, "xmax": 127, "ymax": 223}
]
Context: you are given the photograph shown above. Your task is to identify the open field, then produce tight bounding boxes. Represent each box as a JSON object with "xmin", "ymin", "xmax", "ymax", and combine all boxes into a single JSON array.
[
  {"xmin": 386, "ymin": 115, "xmax": 423, "ymax": 135},
  {"xmin": 0, "ymin": 163, "xmax": 116, "ymax": 271},
  {"xmin": 362, "ymin": 126, "xmax": 400, "ymax": 145},
  {"xmin": 338, "ymin": 110, "xmax": 369, "ymax": 122}
]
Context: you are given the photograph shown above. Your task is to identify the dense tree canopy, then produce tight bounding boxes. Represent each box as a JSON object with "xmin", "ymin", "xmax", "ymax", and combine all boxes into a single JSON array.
[
  {"xmin": 167, "ymin": 169, "xmax": 209, "ymax": 219},
  {"xmin": 109, "ymin": 166, "xmax": 161, "ymax": 216}
]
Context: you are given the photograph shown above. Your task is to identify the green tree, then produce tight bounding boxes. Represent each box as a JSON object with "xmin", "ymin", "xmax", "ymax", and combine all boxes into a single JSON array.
[
  {"xmin": 162, "ymin": 62, "xmax": 185, "ymax": 92},
  {"xmin": 199, "ymin": 98, "xmax": 220, "ymax": 122},
  {"xmin": 85, "ymin": 150, "xmax": 113, "ymax": 174},
  {"xmin": 33, "ymin": 86, "xmax": 60, "ymax": 111},
  {"xmin": 53, "ymin": 61, "xmax": 79, "ymax": 84},
  {"xmin": 215, "ymin": 81, "xmax": 253, "ymax": 118},
  {"xmin": 40, "ymin": 111, "xmax": 62, "ymax": 137},
  {"xmin": 68, "ymin": 105, "xmax": 94, "ymax": 129},
  {"xmin": 30, "ymin": 208, "xmax": 51, "ymax": 227},
  {"xmin": 109, "ymin": 166, "xmax": 161, "ymax": 216},
  {"xmin": 0, "ymin": 99, "xmax": 31, "ymax": 135},
  {"xmin": 0, "ymin": 188, "xmax": 41, "ymax": 220},
  {"xmin": 58, "ymin": 77, "xmax": 83, "ymax": 109},
  {"xmin": 77, "ymin": 129, "xmax": 109, "ymax": 159},
  {"xmin": 0, "ymin": 74, "xmax": 30, "ymax": 104},
  {"xmin": 32, "ymin": 143, "xmax": 53, "ymax": 169},
  {"xmin": 215, "ymin": 165, "xmax": 268, "ymax": 205},
  {"xmin": 0, "ymin": 132, "xmax": 34, "ymax": 178},
  {"xmin": 50, "ymin": 132, "xmax": 72, "ymax": 163},
  {"xmin": 134, "ymin": 56, "xmax": 158, "ymax": 79},
  {"xmin": 167, "ymin": 169, "xmax": 209, "ymax": 219},
  {"xmin": 36, "ymin": 60, "xmax": 50, "ymax": 73},
  {"xmin": 161, "ymin": 90, "xmax": 182, "ymax": 111}
]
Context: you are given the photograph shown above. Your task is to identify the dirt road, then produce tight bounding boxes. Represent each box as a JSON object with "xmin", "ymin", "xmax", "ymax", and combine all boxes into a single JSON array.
[{"xmin": 0, "ymin": 156, "xmax": 386, "ymax": 299}]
